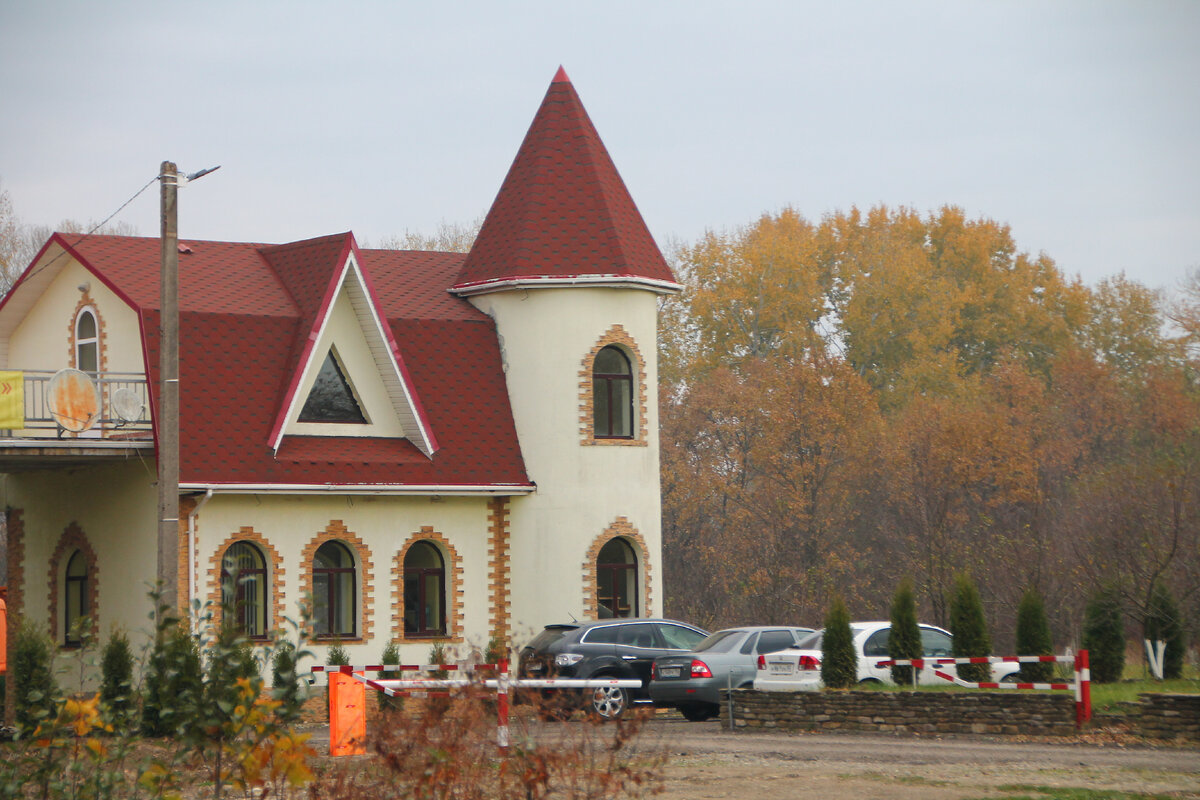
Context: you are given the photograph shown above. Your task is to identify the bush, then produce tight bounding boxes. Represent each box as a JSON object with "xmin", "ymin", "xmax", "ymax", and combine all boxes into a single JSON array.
[
  {"xmin": 1083, "ymin": 584, "xmax": 1126, "ymax": 683},
  {"xmin": 272, "ymin": 640, "xmax": 304, "ymax": 722},
  {"xmin": 11, "ymin": 617, "xmax": 58, "ymax": 734},
  {"xmin": 1144, "ymin": 581, "xmax": 1185, "ymax": 680},
  {"xmin": 820, "ymin": 596, "xmax": 856, "ymax": 689},
  {"xmin": 888, "ymin": 578, "xmax": 921, "ymax": 686},
  {"xmin": 949, "ymin": 573, "xmax": 992, "ymax": 683},
  {"xmin": 1015, "ymin": 586, "xmax": 1054, "ymax": 683},
  {"xmin": 99, "ymin": 628, "xmax": 136, "ymax": 731},
  {"xmin": 142, "ymin": 618, "xmax": 203, "ymax": 737},
  {"xmin": 378, "ymin": 640, "xmax": 402, "ymax": 711}
]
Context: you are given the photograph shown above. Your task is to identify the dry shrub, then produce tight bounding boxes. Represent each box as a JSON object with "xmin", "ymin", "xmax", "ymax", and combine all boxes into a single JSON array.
[{"xmin": 310, "ymin": 684, "xmax": 666, "ymax": 800}]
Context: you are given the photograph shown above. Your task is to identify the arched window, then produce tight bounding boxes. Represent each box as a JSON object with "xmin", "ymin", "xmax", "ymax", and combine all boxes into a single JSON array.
[
  {"xmin": 596, "ymin": 538, "xmax": 638, "ymax": 619},
  {"xmin": 313, "ymin": 541, "xmax": 356, "ymax": 638},
  {"xmin": 221, "ymin": 541, "xmax": 268, "ymax": 639},
  {"xmin": 404, "ymin": 541, "xmax": 445, "ymax": 637},
  {"xmin": 75, "ymin": 309, "xmax": 99, "ymax": 374},
  {"xmin": 592, "ymin": 346, "xmax": 633, "ymax": 439},
  {"xmin": 64, "ymin": 549, "xmax": 89, "ymax": 645}
]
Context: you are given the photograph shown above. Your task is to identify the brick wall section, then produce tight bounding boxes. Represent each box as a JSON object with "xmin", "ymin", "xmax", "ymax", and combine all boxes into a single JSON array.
[
  {"xmin": 392, "ymin": 527, "xmax": 464, "ymax": 645},
  {"xmin": 298, "ymin": 521, "xmax": 375, "ymax": 644},
  {"xmin": 1137, "ymin": 693, "xmax": 1200, "ymax": 742},
  {"xmin": 581, "ymin": 518, "xmax": 652, "ymax": 619},
  {"xmin": 178, "ymin": 497, "xmax": 194, "ymax": 613},
  {"xmin": 486, "ymin": 497, "xmax": 511, "ymax": 649},
  {"xmin": 722, "ymin": 689, "xmax": 1078, "ymax": 737},
  {"xmin": 4, "ymin": 508, "xmax": 24, "ymax": 725},
  {"xmin": 46, "ymin": 522, "xmax": 99, "ymax": 646},
  {"xmin": 578, "ymin": 324, "xmax": 649, "ymax": 447},
  {"xmin": 206, "ymin": 528, "xmax": 285, "ymax": 635}
]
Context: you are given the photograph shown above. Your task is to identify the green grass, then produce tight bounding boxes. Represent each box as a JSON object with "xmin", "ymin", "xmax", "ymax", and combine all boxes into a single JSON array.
[
  {"xmin": 976, "ymin": 786, "xmax": 1180, "ymax": 800},
  {"xmin": 1089, "ymin": 678, "xmax": 1200, "ymax": 713}
]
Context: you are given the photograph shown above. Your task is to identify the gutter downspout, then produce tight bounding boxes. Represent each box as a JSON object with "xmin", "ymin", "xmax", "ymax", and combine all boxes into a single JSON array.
[{"xmin": 187, "ymin": 488, "xmax": 214, "ymax": 631}]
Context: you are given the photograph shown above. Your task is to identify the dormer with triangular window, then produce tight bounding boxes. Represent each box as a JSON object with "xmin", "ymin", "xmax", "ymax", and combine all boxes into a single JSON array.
[{"xmin": 267, "ymin": 237, "xmax": 437, "ymax": 456}]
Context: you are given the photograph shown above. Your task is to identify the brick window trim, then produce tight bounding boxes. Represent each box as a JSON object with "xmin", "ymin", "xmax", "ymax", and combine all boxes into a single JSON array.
[
  {"xmin": 578, "ymin": 324, "xmax": 649, "ymax": 447},
  {"xmin": 298, "ymin": 521, "xmax": 374, "ymax": 644},
  {"xmin": 392, "ymin": 527, "xmax": 464, "ymax": 645},
  {"xmin": 47, "ymin": 522, "xmax": 99, "ymax": 647},
  {"xmin": 581, "ymin": 517, "xmax": 652, "ymax": 620},
  {"xmin": 5, "ymin": 508, "xmax": 25, "ymax": 724},
  {"xmin": 206, "ymin": 528, "xmax": 285, "ymax": 639},
  {"xmin": 67, "ymin": 296, "xmax": 109, "ymax": 439}
]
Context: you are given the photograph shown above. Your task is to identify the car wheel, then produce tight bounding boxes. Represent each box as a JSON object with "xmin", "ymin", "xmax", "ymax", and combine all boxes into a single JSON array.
[
  {"xmin": 679, "ymin": 703, "xmax": 717, "ymax": 722},
  {"xmin": 1000, "ymin": 672, "xmax": 1021, "ymax": 683},
  {"xmin": 858, "ymin": 678, "xmax": 884, "ymax": 687},
  {"xmin": 587, "ymin": 685, "xmax": 629, "ymax": 721}
]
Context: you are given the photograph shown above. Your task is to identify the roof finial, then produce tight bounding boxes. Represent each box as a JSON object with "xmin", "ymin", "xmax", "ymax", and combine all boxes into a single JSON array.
[{"xmin": 552, "ymin": 65, "xmax": 570, "ymax": 84}]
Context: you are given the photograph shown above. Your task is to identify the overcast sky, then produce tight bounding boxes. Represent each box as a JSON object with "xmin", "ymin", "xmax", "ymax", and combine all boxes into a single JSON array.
[{"xmin": 1, "ymin": 1, "xmax": 1197, "ymax": 291}]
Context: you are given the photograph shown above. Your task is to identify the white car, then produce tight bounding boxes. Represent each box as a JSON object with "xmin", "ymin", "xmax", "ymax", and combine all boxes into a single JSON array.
[{"xmin": 753, "ymin": 621, "xmax": 1020, "ymax": 691}]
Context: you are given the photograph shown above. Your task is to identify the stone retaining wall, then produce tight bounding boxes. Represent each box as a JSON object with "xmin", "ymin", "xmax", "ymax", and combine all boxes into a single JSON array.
[
  {"xmin": 1137, "ymin": 693, "xmax": 1200, "ymax": 742},
  {"xmin": 721, "ymin": 689, "xmax": 1078, "ymax": 737}
]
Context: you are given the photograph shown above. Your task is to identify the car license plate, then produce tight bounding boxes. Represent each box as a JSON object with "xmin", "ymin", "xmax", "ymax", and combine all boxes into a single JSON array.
[
  {"xmin": 768, "ymin": 662, "xmax": 794, "ymax": 675},
  {"xmin": 659, "ymin": 666, "xmax": 681, "ymax": 678}
]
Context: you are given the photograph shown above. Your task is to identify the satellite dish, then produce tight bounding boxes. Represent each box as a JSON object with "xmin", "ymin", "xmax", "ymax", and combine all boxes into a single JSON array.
[
  {"xmin": 111, "ymin": 387, "xmax": 144, "ymax": 423},
  {"xmin": 47, "ymin": 368, "xmax": 100, "ymax": 433}
]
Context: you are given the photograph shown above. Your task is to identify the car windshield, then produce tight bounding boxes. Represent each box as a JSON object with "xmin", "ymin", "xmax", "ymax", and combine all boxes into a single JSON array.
[{"xmin": 692, "ymin": 630, "xmax": 745, "ymax": 653}]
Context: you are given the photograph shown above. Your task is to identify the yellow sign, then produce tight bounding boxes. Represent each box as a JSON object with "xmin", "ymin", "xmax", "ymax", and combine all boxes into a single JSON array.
[{"xmin": 0, "ymin": 371, "xmax": 25, "ymax": 429}]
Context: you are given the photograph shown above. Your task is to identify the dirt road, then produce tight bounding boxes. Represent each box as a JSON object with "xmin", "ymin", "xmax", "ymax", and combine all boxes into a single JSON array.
[{"xmin": 642, "ymin": 715, "xmax": 1200, "ymax": 799}]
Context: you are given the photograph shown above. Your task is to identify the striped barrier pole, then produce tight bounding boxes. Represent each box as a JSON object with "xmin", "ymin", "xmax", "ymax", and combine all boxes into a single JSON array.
[
  {"xmin": 878, "ymin": 653, "xmax": 1091, "ymax": 729},
  {"xmin": 314, "ymin": 663, "xmax": 641, "ymax": 755}
]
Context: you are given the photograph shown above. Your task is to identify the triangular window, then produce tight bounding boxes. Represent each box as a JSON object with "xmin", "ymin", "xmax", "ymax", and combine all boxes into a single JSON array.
[{"xmin": 298, "ymin": 349, "xmax": 367, "ymax": 424}]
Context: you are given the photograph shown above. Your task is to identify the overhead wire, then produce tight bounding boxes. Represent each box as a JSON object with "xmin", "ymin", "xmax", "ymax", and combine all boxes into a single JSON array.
[{"xmin": 13, "ymin": 173, "xmax": 160, "ymax": 286}]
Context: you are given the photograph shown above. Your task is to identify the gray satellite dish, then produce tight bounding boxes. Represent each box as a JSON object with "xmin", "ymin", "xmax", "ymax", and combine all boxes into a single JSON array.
[{"xmin": 111, "ymin": 387, "xmax": 144, "ymax": 423}]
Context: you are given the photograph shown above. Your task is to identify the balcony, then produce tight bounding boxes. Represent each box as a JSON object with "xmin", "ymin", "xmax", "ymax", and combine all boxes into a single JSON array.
[{"xmin": 0, "ymin": 370, "xmax": 155, "ymax": 472}]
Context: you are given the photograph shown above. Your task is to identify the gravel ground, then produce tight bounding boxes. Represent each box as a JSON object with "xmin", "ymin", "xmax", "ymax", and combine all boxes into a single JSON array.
[{"xmin": 641, "ymin": 714, "xmax": 1200, "ymax": 799}]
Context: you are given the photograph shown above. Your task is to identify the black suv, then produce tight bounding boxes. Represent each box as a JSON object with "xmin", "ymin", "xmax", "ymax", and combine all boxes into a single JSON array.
[{"xmin": 518, "ymin": 618, "xmax": 708, "ymax": 719}]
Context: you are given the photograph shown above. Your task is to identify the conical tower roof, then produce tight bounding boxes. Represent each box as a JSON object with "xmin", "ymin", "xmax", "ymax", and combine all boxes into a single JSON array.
[{"xmin": 452, "ymin": 67, "xmax": 678, "ymax": 295}]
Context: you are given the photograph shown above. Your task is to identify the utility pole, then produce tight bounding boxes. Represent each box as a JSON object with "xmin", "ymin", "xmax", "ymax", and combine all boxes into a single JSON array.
[
  {"xmin": 157, "ymin": 161, "xmax": 181, "ymax": 611},
  {"xmin": 157, "ymin": 161, "xmax": 219, "ymax": 616}
]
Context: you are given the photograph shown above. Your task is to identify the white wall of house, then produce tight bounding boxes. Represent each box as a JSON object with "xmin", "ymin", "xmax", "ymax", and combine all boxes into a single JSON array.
[
  {"xmin": 4, "ymin": 462, "xmax": 158, "ymax": 648},
  {"xmin": 468, "ymin": 286, "xmax": 665, "ymax": 639},
  {"xmin": 7, "ymin": 258, "xmax": 144, "ymax": 375}
]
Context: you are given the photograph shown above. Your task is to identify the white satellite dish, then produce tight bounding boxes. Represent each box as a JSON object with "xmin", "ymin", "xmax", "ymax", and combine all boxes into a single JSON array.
[
  {"xmin": 111, "ymin": 387, "xmax": 145, "ymax": 423},
  {"xmin": 47, "ymin": 368, "xmax": 100, "ymax": 433}
]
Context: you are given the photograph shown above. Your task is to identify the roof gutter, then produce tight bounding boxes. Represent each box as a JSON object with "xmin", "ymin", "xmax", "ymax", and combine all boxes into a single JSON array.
[
  {"xmin": 179, "ymin": 482, "xmax": 536, "ymax": 497},
  {"xmin": 449, "ymin": 275, "xmax": 682, "ymax": 297}
]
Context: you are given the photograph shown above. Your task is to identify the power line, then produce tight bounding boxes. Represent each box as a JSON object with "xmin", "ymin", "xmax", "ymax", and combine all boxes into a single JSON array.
[{"xmin": 12, "ymin": 173, "xmax": 160, "ymax": 286}]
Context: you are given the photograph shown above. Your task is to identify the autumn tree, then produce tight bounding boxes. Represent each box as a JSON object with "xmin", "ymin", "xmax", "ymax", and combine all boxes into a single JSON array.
[{"xmin": 373, "ymin": 216, "xmax": 482, "ymax": 253}]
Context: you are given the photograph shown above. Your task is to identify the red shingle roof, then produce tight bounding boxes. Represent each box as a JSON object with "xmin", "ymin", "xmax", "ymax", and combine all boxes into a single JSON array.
[
  {"xmin": 63, "ymin": 233, "xmax": 530, "ymax": 490},
  {"xmin": 454, "ymin": 68, "xmax": 677, "ymax": 293}
]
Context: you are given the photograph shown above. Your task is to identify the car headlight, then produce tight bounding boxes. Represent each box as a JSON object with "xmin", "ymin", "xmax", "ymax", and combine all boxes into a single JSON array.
[{"xmin": 555, "ymin": 653, "xmax": 584, "ymax": 667}]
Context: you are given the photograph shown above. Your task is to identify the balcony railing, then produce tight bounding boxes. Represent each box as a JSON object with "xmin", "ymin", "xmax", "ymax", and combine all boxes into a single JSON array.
[{"xmin": 1, "ymin": 370, "xmax": 152, "ymax": 439}]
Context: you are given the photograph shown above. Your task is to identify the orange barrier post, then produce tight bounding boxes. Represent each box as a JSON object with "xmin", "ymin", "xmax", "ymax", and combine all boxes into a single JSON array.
[{"xmin": 329, "ymin": 671, "xmax": 366, "ymax": 756}]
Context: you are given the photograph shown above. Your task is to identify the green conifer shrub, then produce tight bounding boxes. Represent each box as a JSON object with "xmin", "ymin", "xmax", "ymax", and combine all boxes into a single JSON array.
[
  {"xmin": 1144, "ymin": 581, "xmax": 1185, "ymax": 680},
  {"xmin": 99, "ymin": 628, "xmax": 136, "ymax": 731},
  {"xmin": 1015, "ymin": 587, "xmax": 1054, "ymax": 683},
  {"xmin": 820, "ymin": 596, "xmax": 856, "ymax": 689},
  {"xmin": 1082, "ymin": 584, "xmax": 1126, "ymax": 683},
  {"xmin": 142, "ymin": 619, "xmax": 203, "ymax": 737},
  {"xmin": 11, "ymin": 617, "xmax": 58, "ymax": 734},
  {"xmin": 377, "ymin": 640, "xmax": 402, "ymax": 711},
  {"xmin": 949, "ymin": 573, "xmax": 992, "ymax": 683},
  {"xmin": 271, "ymin": 640, "xmax": 303, "ymax": 722},
  {"xmin": 888, "ymin": 578, "xmax": 921, "ymax": 686}
]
